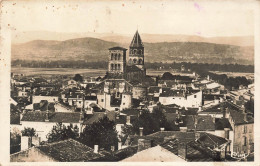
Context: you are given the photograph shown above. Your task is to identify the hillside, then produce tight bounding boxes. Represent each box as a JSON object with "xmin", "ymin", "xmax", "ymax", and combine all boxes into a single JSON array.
[{"xmin": 11, "ymin": 37, "xmax": 254, "ymax": 65}]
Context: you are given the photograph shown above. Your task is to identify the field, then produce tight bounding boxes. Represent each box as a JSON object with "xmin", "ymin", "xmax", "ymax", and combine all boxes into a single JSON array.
[{"xmin": 11, "ymin": 67, "xmax": 171, "ymax": 77}]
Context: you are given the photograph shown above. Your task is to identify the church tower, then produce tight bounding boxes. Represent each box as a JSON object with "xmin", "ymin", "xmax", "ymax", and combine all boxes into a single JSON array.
[
  {"xmin": 128, "ymin": 30, "xmax": 144, "ymax": 69},
  {"xmin": 108, "ymin": 47, "xmax": 127, "ymax": 74}
]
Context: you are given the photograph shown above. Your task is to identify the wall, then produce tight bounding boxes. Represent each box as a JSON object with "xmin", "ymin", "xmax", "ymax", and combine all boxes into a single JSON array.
[
  {"xmin": 159, "ymin": 91, "xmax": 202, "ymax": 108},
  {"xmin": 32, "ymin": 96, "xmax": 58, "ymax": 104},
  {"xmin": 120, "ymin": 94, "xmax": 132, "ymax": 110},
  {"xmin": 10, "ymin": 147, "xmax": 56, "ymax": 162},
  {"xmin": 233, "ymin": 123, "xmax": 254, "ymax": 154}
]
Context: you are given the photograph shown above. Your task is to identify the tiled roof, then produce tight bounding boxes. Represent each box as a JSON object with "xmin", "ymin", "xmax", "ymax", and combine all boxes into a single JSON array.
[
  {"xmin": 160, "ymin": 139, "xmax": 214, "ymax": 162},
  {"xmin": 10, "ymin": 113, "xmax": 20, "ymax": 125},
  {"xmin": 37, "ymin": 139, "xmax": 104, "ymax": 161},
  {"xmin": 126, "ymin": 65, "xmax": 142, "ymax": 73},
  {"xmin": 197, "ymin": 133, "xmax": 229, "ymax": 149},
  {"xmin": 184, "ymin": 115, "xmax": 215, "ymax": 131},
  {"xmin": 83, "ymin": 112, "xmax": 116, "ymax": 125},
  {"xmin": 130, "ymin": 31, "xmax": 143, "ymax": 48},
  {"xmin": 121, "ymin": 109, "xmax": 140, "ymax": 116},
  {"xmin": 109, "ymin": 47, "xmax": 127, "ymax": 51},
  {"xmin": 21, "ymin": 111, "xmax": 81, "ymax": 123},
  {"xmin": 215, "ymin": 118, "xmax": 232, "ymax": 130},
  {"xmin": 148, "ymin": 86, "xmax": 160, "ymax": 94}
]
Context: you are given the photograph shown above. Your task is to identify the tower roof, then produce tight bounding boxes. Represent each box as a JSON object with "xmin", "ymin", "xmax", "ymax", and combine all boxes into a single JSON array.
[{"xmin": 130, "ymin": 30, "xmax": 143, "ymax": 48}]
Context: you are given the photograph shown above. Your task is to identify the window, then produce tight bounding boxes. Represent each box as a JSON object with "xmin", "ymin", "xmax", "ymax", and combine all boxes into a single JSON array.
[
  {"xmin": 244, "ymin": 126, "xmax": 247, "ymax": 133},
  {"xmin": 123, "ymin": 103, "xmax": 125, "ymax": 105},
  {"xmin": 118, "ymin": 54, "xmax": 121, "ymax": 60},
  {"xmin": 133, "ymin": 59, "xmax": 137, "ymax": 64},
  {"xmin": 243, "ymin": 136, "xmax": 247, "ymax": 146},
  {"xmin": 111, "ymin": 53, "xmax": 114, "ymax": 60},
  {"xmin": 194, "ymin": 95, "xmax": 197, "ymax": 98},
  {"xmin": 139, "ymin": 59, "xmax": 143, "ymax": 64},
  {"xmin": 101, "ymin": 99, "xmax": 104, "ymax": 102},
  {"xmin": 111, "ymin": 64, "xmax": 114, "ymax": 70},
  {"xmin": 79, "ymin": 101, "xmax": 81, "ymax": 104},
  {"xmin": 118, "ymin": 64, "xmax": 121, "ymax": 70}
]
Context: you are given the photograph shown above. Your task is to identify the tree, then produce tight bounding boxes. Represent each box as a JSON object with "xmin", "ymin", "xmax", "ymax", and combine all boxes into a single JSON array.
[
  {"xmin": 79, "ymin": 116, "xmax": 118, "ymax": 151},
  {"xmin": 10, "ymin": 131, "xmax": 21, "ymax": 154},
  {"xmin": 47, "ymin": 123, "xmax": 79, "ymax": 143},
  {"xmin": 73, "ymin": 74, "xmax": 83, "ymax": 82},
  {"xmin": 21, "ymin": 127, "xmax": 37, "ymax": 137}
]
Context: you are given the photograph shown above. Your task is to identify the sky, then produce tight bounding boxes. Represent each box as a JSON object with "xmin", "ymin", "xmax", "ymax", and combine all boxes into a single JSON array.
[{"xmin": 1, "ymin": 0, "xmax": 256, "ymax": 37}]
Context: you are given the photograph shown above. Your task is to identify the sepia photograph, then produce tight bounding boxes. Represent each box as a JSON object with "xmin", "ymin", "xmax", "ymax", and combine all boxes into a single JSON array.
[{"xmin": 0, "ymin": 0, "xmax": 259, "ymax": 164}]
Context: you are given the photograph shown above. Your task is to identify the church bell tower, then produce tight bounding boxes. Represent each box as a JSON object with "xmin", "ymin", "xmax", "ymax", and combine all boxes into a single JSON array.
[{"xmin": 128, "ymin": 30, "xmax": 144, "ymax": 69}]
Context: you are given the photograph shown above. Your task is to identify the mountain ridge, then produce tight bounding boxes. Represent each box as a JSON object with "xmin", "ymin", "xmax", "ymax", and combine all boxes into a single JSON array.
[{"xmin": 11, "ymin": 37, "xmax": 254, "ymax": 65}]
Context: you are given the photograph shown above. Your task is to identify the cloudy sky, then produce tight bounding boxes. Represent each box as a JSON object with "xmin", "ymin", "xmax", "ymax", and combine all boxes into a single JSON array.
[{"xmin": 1, "ymin": 0, "xmax": 256, "ymax": 37}]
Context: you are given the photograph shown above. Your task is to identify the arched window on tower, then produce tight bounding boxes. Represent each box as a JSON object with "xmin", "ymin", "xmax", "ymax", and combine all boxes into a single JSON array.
[
  {"xmin": 118, "ymin": 64, "xmax": 121, "ymax": 70},
  {"xmin": 111, "ymin": 53, "xmax": 114, "ymax": 60},
  {"xmin": 111, "ymin": 64, "xmax": 114, "ymax": 70},
  {"xmin": 118, "ymin": 54, "xmax": 121, "ymax": 60},
  {"xmin": 115, "ymin": 64, "xmax": 117, "ymax": 70},
  {"xmin": 139, "ymin": 59, "xmax": 143, "ymax": 64},
  {"xmin": 133, "ymin": 50, "xmax": 136, "ymax": 55},
  {"xmin": 133, "ymin": 59, "xmax": 137, "ymax": 64},
  {"xmin": 114, "ymin": 54, "xmax": 117, "ymax": 60}
]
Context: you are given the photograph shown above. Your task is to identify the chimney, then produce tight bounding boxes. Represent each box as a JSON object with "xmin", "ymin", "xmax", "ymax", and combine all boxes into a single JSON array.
[
  {"xmin": 45, "ymin": 109, "xmax": 49, "ymax": 122},
  {"xmin": 94, "ymin": 145, "xmax": 99, "ymax": 153},
  {"xmin": 111, "ymin": 146, "xmax": 115, "ymax": 152},
  {"xmin": 79, "ymin": 110, "xmax": 84, "ymax": 123},
  {"xmin": 224, "ymin": 128, "xmax": 230, "ymax": 140},
  {"xmin": 212, "ymin": 116, "xmax": 216, "ymax": 123},
  {"xmin": 126, "ymin": 116, "xmax": 131, "ymax": 125},
  {"xmin": 139, "ymin": 127, "xmax": 144, "ymax": 136},
  {"xmin": 178, "ymin": 142, "xmax": 187, "ymax": 160},
  {"xmin": 118, "ymin": 141, "xmax": 122, "ymax": 150},
  {"xmin": 160, "ymin": 127, "xmax": 165, "ymax": 131}
]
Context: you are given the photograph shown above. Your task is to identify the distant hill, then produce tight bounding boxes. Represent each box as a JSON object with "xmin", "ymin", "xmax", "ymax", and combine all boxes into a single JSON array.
[
  {"xmin": 12, "ymin": 37, "xmax": 254, "ymax": 65},
  {"xmin": 13, "ymin": 31, "xmax": 254, "ymax": 47}
]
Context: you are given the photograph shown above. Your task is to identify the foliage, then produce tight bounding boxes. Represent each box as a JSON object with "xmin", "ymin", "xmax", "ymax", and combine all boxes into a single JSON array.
[
  {"xmin": 21, "ymin": 127, "xmax": 37, "ymax": 137},
  {"xmin": 73, "ymin": 74, "xmax": 83, "ymax": 82},
  {"xmin": 79, "ymin": 116, "xmax": 118, "ymax": 151},
  {"xmin": 131, "ymin": 107, "xmax": 172, "ymax": 136},
  {"xmin": 10, "ymin": 131, "xmax": 21, "ymax": 154},
  {"xmin": 47, "ymin": 123, "xmax": 79, "ymax": 143}
]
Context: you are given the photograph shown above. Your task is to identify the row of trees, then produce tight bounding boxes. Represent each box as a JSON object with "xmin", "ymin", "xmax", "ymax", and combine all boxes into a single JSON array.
[
  {"xmin": 195, "ymin": 70, "xmax": 252, "ymax": 90},
  {"xmin": 12, "ymin": 60, "xmax": 254, "ymax": 73}
]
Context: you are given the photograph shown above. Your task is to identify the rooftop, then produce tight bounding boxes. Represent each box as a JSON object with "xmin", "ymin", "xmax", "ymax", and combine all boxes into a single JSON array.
[
  {"xmin": 109, "ymin": 47, "xmax": 127, "ymax": 51},
  {"xmin": 21, "ymin": 111, "xmax": 81, "ymax": 123},
  {"xmin": 130, "ymin": 30, "xmax": 143, "ymax": 48},
  {"xmin": 37, "ymin": 139, "xmax": 104, "ymax": 162}
]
